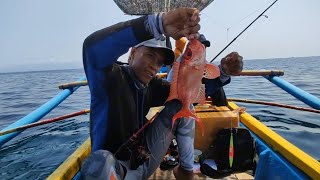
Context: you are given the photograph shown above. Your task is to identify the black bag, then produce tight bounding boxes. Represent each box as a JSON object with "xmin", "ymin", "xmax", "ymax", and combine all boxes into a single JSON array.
[{"xmin": 200, "ymin": 128, "xmax": 255, "ymax": 176}]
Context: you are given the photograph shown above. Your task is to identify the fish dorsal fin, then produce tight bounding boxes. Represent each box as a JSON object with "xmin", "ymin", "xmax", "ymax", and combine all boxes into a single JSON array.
[
  {"xmin": 193, "ymin": 84, "xmax": 206, "ymax": 104},
  {"xmin": 203, "ymin": 63, "xmax": 220, "ymax": 79},
  {"xmin": 165, "ymin": 61, "xmax": 180, "ymax": 103}
]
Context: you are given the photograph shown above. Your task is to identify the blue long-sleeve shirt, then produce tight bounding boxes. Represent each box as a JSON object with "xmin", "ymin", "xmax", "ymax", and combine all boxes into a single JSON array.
[{"xmin": 83, "ymin": 16, "xmax": 155, "ymax": 152}]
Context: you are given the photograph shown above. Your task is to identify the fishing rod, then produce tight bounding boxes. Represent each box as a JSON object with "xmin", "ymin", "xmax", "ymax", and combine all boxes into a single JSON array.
[
  {"xmin": 227, "ymin": 98, "xmax": 320, "ymax": 114},
  {"xmin": 114, "ymin": 107, "xmax": 164, "ymax": 156},
  {"xmin": 0, "ymin": 109, "xmax": 90, "ymax": 136},
  {"xmin": 210, "ymin": 0, "xmax": 278, "ymax": 63}
]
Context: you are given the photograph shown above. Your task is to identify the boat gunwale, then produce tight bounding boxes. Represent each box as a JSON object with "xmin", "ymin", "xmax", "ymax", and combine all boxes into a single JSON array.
[{"xmin": 228, "ymin": 102, "xmax": 320, "ymax": 179}]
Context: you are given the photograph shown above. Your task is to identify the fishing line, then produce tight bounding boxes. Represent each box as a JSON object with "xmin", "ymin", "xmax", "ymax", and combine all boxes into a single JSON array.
[
  {"xmin": 228, "ymin": 0, "xmax": 275, "ymax": 31},
  {"xmin": 202, "ymin": 0, "xmax": 274, "ymax": 31},
  {"xmin": 201, "ymin": 12, "xmax": 228, "ymax": 30},
  {"xmin": 210, "ymin": 0, "xmax": 279, "ymax": 63}
]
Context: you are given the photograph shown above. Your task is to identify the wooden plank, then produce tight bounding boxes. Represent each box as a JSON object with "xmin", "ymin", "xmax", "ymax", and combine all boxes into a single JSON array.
[{"xmin": 149, "ymin": 168, "xmax": 253, "ymax": 179}]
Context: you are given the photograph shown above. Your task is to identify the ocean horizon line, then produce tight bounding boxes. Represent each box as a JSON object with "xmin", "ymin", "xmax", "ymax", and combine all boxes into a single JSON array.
[
  {"xmin": 0, "ymin": 68, "xmax": 84, "ymax": 75},
  {"xmin": 0, "ymin": 55, "xmax": 319, "ymax": 74}
]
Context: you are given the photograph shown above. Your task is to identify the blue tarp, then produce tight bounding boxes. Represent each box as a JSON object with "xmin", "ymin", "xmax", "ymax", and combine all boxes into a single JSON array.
[
  {"xmin": 250, "ymin": 128, "xmax": 309, "ymax": 179},
  {"xmin": 159, "ymin": 65, "xmax": 167, "ymax": 73}
]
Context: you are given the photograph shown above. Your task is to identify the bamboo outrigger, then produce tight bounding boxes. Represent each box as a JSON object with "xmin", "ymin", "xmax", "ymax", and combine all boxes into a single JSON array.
[{"xmin": 1, "ymin": 71, "xmax": 319, "ymax": 179}]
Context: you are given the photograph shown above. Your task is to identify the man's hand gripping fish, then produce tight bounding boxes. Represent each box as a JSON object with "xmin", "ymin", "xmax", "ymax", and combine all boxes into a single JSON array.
[{"xmin": 166, "ymin": 39, "xmax": 220, "ymax": 136}]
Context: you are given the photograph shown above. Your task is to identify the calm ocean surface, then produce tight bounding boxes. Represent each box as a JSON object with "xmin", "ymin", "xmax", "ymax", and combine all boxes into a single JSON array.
[{"xmin": 0, "ymin": 57, "xmax": 319, "ymax": 179}]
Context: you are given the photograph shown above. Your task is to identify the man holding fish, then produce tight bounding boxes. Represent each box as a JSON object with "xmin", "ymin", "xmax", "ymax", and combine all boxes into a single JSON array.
[{"xmin": 81, "ymin": 7, "xmax": 243, "ymax": 180}]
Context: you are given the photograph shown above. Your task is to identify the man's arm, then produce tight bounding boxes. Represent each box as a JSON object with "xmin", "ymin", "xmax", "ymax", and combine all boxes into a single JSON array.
[
  {"xmin": 83, "ymin": 16, "xmax": 152, "ymax": 71},
  {"xmin": 204, "ymin": 63, "xmax": 232, "ymax": 96},
  {"xmin": 83, "ymin": 16, "xmax": 153, "ymax": 152},
  {"xmin": 205, "ymin": 52, "xmax": 243, "ymax": 105}
]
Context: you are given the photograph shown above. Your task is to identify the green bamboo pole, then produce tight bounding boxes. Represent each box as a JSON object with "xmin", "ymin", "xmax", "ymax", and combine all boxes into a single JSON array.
[
  {"xmin": 58, "ymin": 81, "xmax": 88, "ymax": 90},
  {"xmin": 238, "ymin": 70, "xmax": 284, "ymax": 76},
  {"xmin": 57, "ymin": 70, "xmax": 284, "ymax": 90}
]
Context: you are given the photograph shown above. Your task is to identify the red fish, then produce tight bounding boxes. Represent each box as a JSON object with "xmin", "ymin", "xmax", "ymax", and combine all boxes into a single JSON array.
[{"xmin": 166, "ymin": 39, "xmax": 220, "ymax": 136}]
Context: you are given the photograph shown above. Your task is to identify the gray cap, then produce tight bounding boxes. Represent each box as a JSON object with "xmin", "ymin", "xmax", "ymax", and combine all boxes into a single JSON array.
[{"xmin": 135, "ymin": 38, "xmax": 175, "ymax": 65}]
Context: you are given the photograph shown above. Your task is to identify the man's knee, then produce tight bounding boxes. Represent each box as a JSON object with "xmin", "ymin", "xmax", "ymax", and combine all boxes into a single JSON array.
[{"xmin": 81, "ymin": 150, "xmax": 126, "ymax": 180}]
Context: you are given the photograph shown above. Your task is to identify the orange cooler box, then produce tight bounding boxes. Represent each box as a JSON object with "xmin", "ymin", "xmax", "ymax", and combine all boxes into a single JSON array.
[{"xmin": 194, "ymin": 104, "xmax": 239, "ymax": 152}]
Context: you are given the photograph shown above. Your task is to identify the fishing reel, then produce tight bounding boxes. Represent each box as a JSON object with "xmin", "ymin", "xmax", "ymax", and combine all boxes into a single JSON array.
[
  {"xmin": 114, "ymin": 135, "xmax": 150, "ymax": 170},
  {"xmin": 129, "ymin": 144, "xmax": 150, "ymax": 170}
]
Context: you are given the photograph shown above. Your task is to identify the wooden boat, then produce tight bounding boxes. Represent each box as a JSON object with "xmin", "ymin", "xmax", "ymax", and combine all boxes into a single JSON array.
[
  {"xmin": 0, "ymin": 70, "xmax": 319, "ymax": 179},
  {"xmin": 46, "ymin": 100, "xmax": 320, "ymax": 180},
  {"xmin": 1, "ymin": 1, "xmax": 320, "ymax": 179}
]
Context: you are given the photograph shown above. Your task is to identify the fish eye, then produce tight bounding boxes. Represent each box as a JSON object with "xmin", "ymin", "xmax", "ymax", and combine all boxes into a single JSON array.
[{"xmin": 184, "ymin": 48, "xmax": 192, "ymax": 60}]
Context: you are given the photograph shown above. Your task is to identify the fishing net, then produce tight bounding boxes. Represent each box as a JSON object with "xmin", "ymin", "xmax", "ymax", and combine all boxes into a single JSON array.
[{"xmin": 113, "ymin": 0, "xmax": 215, "ymax": 15}]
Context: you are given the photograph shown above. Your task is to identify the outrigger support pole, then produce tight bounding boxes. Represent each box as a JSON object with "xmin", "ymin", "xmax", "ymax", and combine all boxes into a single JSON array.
[
  {"xmin": 264, "ymin": 76, "xmax": 320, "ymax": 110},
  {"xmin": 0, "ymin": 77, "xmax": 86, "ymax": 147}
]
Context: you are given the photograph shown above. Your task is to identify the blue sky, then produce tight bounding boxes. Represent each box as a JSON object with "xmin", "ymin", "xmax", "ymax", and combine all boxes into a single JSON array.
[{"xmin": 0, "ymin": 0, "xmax": 319, "ymax": 72}]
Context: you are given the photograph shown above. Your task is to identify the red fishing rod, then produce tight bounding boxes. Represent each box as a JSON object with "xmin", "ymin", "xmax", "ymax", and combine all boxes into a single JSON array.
[
  {"xmin": 0, "ymin": 109, "xmax": 90, "ymax": 136},
  {"xmin": 227, "ymin": 98, "xmax": 320, "ymax": 114},
  {"xmin": 114, "ymin": 109, "xmax": 162, "ymax": 155},
  {"xmin": 113, "ymin": 109, "xmax": 163, "ymax": 170},
  {"xmin": 210, "ymin": 0, "xmax": 279, "ymax": 63}
]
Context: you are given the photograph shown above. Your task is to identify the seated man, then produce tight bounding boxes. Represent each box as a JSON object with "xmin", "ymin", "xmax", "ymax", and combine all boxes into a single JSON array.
[{"xmin": 204, "ymin": 51, "xmax": 243, "ymax": 106}]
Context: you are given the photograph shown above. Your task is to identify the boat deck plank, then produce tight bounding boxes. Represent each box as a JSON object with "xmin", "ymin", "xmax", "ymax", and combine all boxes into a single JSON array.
[{"xmin": 149, "ymin": 168, "xmax": 254, "ymax": 180}]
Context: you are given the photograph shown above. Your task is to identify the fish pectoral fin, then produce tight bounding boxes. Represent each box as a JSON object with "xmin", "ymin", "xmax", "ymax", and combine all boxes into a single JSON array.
[
  {"xmin": 165, "ymin": 61, "xmax": 180, "ymax": 103},
  {"xmin": 193, "ymin": 84, "xmax": 206, "ymax": 104},
  {"xmin": 203, "ymin": 63, "xmax": 220, "ymax": 79}
]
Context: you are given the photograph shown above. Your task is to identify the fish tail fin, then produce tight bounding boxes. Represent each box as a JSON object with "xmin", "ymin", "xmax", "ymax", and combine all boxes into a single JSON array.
[
  {"xmin": 172, "ymin": 107, "xmax": 195, "ymax": 124},
  {"xmin": 172, "ymin": 108, "xmax": 205, "ymax": 136},
  {"xmin": 204, "ymin": 63, "xmax": 220, "ymax": 79}
]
